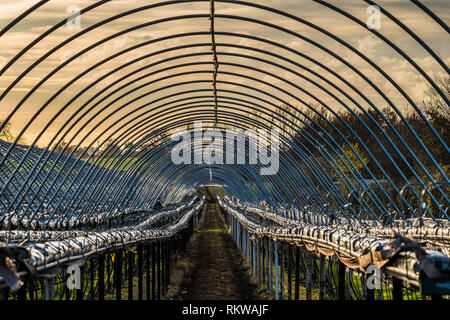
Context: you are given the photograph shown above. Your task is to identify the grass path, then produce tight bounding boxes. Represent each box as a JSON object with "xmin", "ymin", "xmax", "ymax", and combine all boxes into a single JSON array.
[{"xmin": 167, "ymin": 200, "xmax": 263, "ymax": 300}]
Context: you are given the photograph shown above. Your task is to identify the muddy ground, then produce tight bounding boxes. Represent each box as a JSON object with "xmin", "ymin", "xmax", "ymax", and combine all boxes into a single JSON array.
[{"xmin": 166, "ymin": 201, "xmax": 264, "ymax": 300}]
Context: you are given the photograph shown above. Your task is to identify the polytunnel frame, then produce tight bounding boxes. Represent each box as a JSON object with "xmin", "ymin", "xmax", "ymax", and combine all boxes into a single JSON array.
[
  {"xmin": 55, "ymin": 112, "xmax": 322, "ymax": 222},
  {"xmin": 0, "ymin": 32, "xmax": 440, "ymax": 200},
  {"xmin": 0, "ymin": 0, "xmax": 447, "ymax": 229},
  {"xmin": 0, "ymin": 0, "xmax": 447, "ymax": 155},
  {"xmin": 0, "ymin": 0, "xmax": 448, "ymax": 300},
  {"xmin": 0, "ymin": 79, "xmax": 446, "ymax": 225},
  {"xmin": 2, "ymin": 64, "xmax": 442, "ymax": 224}
]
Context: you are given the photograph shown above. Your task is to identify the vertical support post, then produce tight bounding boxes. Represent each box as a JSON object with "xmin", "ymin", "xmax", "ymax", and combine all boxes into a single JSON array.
[
  {"xmin": 252, "ymin": 239, "xmax": 256, "ymax": 275},
  {"xmin": 247, "ymin": 231, "xmax": 251, "ymax": 264},
  {"xmin": 16, "ymin": 261, "xmax": 27, "ymax": 300},
  {"xmin": 157, "ymin": 241, "xmax": 161, "ymax": 300},
  {"xmin": 90, "ymin": 260, "xmax": 95, "ymax": 300},
  {"xmin": 392, "ymin": 277, "xmax": 403, "ymax": 301},
  {"xmin": 280, "ymin": 243, "xmax": 284, "ymax": 300},
  {"xmin": 152, "ymin": 243, "xmax": 156, "ymax": 300},
  {"xmin": 319, "ymin": 254, "xmax": 326, "ymax": 300},
  {"xmin": 231, "ymin": 216, "xmax": 234, "ymax": 240},
  {"xmin": 295, "ymin": 246, "xmax": 300, "ymax": 300},
  {"xmin": 49, "ymin": 277, "xmax": 55, "ymax": 300},
  {"xmin": 98, "ymin": 255, "xmax": 105, "ymax": 301},
  {"xmin": 167, "ymin": 240, "xmax": 171, "ymax": 293},
  {"xmin": 161, "ymin": 241, "xmax": 165, "ymax": 294},
  {"xmin": 306, "ymin": 251, "xmax": 312, "ymax": 300},
  {"xmin": 237, "ymin": 221, "xmax": 240, "ymax": 249},
  {"xmin": 17, "ymin": 281, "xmax": 27, "ymax": 300},
  {"xmin": 287, "ymin": 245, "xmax": 292, "ymax": 300},
  {"xmin": 65, "ymin": 269, "xmax": 71, "ymax": 300},
  {"xmin": 262, "ymin": 239, "xmax": 266, "ymax": 288},
  {"xmin": 128, "ymin": 250, "xmax": 134, "ymax": 300},
  {"xmin": 106, "ymin": 255, "xmax": 111, "ymax": 292},
  {"xmin": 115, "ymin": 250, "xmax": 123, "ymax": 300},
  {"xmin": 44, "ymin": 279, "xmax": 50, "ymax": 300},
  {"xmin": 242, "ymin": 229, "xmax": 245, "ymax": 258},
  {"xmin": 29, "ymin": 281, "xmax": 35, "ymax": 300},
  {"xmin": 274, "ymin": 241, "xmax": 279, "ymax": 300},
  {"xmin": 76, "ymin": 267, "xmax": 82, "ymax": 301},
  {"xmin": 268, "ymin": 238, "xmax": 272, "ymax": 297},
  {"xmin": 257, "ymin": 239, "xmax": 261, "ymax": 284},
  {"xmin": 338, "ymin": 260, "xmax": 346, "ymax": 301},
  {"xmin": 244, "ymin": 229, "xmax": 247, "ymax": 263},
  {"xmin": 146, "ymin": 245, "xmax": 151, "ymax": 300},
  {"xmin": 2, "ymin": 288, "xmax": 9, "ymax": 300},
  {"xmin": 364, "ymin": 273, "xmax": 374, "ymax": 300},
  {"xmin": 349, "ymin": 270, "xmax": 353, "ymax": 300},
  {"xmin": 138, "ymin": 244, "xmax": 143, "ymax": 300}
]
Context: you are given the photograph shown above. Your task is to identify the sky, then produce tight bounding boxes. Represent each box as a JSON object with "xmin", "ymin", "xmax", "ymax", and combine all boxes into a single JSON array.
[{"xmin": 0, "ymin": 0, "xmax": 448, "ymax": 147}]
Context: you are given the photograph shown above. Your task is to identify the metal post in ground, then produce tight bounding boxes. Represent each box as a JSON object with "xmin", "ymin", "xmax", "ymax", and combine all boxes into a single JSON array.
[
  {"xmin": 157, "ymin": 241, "xmax": 161, "ymax": 300},
  {"xmin": 274, "ymin": 241, "xmax": 279, "ymax": 300},
  {"xmin": 268, "ymin": 238, "xmax": 272, "ymax": 297},
  {"xmin": 287, "ymin": 244, "xmax": 292, "ymax": 300},
  {"xmin": 262, "ymin": 239, "xmax": 266, "ymax": 289},
  {"xmin": 146, "ymin": 245, "xmax": 151, "ymax": 300},
  {"xmin": 364, "ymin": 273, "xmax": 374, "ymax": 300},
  {"xmin": 106, "ymin": 254, "xmax": 111, "ymax": 292},
  {"xmin": 256, "ymin": 239, "xmax": 261, "ymax": 284},
  {"xmin": 1, "ymin": 288, "xmax": 9, "ymax": 300},
  {"xmin": 280, "ymin": 242, "xmax": 284, "ymax": 300},
  {"xmin": 17, "ymin": 280, "xmax": 27, "ymax": 300},
  {"xmin": 338, "ymin": 260, "xmax": 346, "ymax": 301},
  {"xmin": 165, "ymin": 240, "xmax": 171, "ymax": 293},
  {"xmin": 237, "ymin": 221, "xmax": 240, "ymax": 249},
  {"xmin": 75, "ymin": 268, "xmax": 82, "ymax": 301},
  {"xmin": 295, "ymin": 246, "xmax": 300, "ymax": 300},
  {"xmin": 252, "ymin": 239, "xmax": 256, "ymax": 275},
  {"xmin": 241, "ymin": 228, "xmax": 245, "ymax": 258},
  {"xmin": 392, "ymin": 277, "xmax": 403, "ymax": 301},
  {"xmin": 165, "ymin": 241, "xmax": 168, "ymax": 294},
  {"xmin": 247, "ymin": 231, "xmax": 251, "ymax": 264},
  {"xmin": 319, "ymin": 254, "xmax": 326, "ymax": 300},
  {"xmin": 65, "ymin": 269, "xmax": 71, "ymax": 300},
  {"xmin": 98, "ymin": 255, "xmax": 105, "ymax": 301},
  {"xmin": 90, "ymin": 260, "xmax": 95, "ymax": 299},
  {"xmin": 29, "ymin": 281, "xmax": 35, "ymax": 300},
  {"xmin": 138, "ymin": 244, "xmax": 143, "ymax": 300},
  {"xmin": 115, "ymin": 250, "xmax": 123, "ymax": 300},
  {"xmin": 306, "ymin": 251, "xmax": 312, "ymax": 300},
  {"xmin": 152, "ymin": 243, "xmax": 156, "ymax": 300},
  {"xmin": 128, "ymin": 250, "xmax": 134, "ymax": 300},
  {"xmin": 244, "ymin": 229, "xmax": 247, "ymax": 262},
  {"xmin": 161, "ymin": 241, "xmax": 165, "ymax": 294}
]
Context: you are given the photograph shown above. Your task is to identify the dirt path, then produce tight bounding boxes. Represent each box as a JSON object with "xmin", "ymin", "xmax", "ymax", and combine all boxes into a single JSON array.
[{"xmin": 168, "ymin": 201, "xmax": 262, "ymax": 300}]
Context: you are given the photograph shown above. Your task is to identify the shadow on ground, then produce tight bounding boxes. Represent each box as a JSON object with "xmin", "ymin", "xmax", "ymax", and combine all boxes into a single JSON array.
[{"xmin": 166, "ymin": 200, "xmax": 264, "ymax": 300}]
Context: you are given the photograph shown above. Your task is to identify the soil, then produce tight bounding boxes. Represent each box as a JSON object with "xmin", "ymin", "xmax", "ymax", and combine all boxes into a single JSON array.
[{"xmin": 167, "ymin": 201, "xmax": 263, "ymax": 300}]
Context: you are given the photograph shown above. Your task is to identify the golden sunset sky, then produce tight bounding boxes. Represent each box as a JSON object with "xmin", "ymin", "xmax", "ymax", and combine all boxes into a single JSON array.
[{"xmin": 0, "ymin": 0, "xmax": 448, "ymax": 147}]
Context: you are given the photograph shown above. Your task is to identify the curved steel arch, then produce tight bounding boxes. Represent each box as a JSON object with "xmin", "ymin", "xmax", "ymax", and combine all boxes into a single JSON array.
[{"xmin": 0, "ymin": 0, "xmax": 448, "ymax": 235}]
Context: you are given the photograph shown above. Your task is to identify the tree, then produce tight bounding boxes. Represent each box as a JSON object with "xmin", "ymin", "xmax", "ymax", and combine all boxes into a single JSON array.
[
  {"xmin": 420, "ymin": 73, "xmax": 450, "ymax": 175},
  {"xmin": 0, "ymin": 119, "xmax": 14, "ymax": 142},
  {"xmin": 422, "ymin": 73, "xmax": 450, "ymax": 119},
  {"xmin": 335, "ymin": 142, "xmax": 369, "ymax": 180}
]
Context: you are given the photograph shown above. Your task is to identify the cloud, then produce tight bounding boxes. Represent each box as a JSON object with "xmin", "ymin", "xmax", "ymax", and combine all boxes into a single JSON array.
[{"xmin": 0, "ymin": 0, "xmax": 447, "ymax": 146}]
